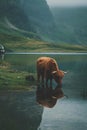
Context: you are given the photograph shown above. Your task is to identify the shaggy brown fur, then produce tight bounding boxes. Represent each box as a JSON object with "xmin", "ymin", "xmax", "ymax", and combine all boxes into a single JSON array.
[{"xmin": 37, "ymin": 57, "xmax": 65, "ymax": 85}]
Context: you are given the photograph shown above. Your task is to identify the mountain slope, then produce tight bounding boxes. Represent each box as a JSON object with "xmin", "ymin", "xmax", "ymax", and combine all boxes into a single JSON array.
[
  {"xmin": 51, "ymin": 7, "xmax": 87, "ymax": 45},
  {"xmin": 0, "ymin": 0, "xmax": 56, "ymax": 41},
  {"xmin": 0, "ymin": 1, "xmax": 87, "ymax": 52}
]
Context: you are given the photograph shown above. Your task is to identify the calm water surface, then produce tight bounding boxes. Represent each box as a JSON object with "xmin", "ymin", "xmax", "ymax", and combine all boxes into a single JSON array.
[{"xmin": 0, "ymin": 53, "xmax": 87, "ymax": 130}]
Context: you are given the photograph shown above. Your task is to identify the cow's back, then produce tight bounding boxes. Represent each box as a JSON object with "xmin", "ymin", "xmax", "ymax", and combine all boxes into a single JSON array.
[
  {"xmin": 37, "ymin": 57, "xmax": 50, "ymax": 67},
  {"xmin": 37, "ymin": 57, "xmax": 58, "ymax": 72}
]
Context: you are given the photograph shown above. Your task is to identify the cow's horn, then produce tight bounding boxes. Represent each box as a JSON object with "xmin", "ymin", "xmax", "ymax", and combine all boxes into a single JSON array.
[
  {"xmin": 62, "ymin": 71, "xmax": 67, "ymax": 74},
  {"xmin": 52, "ymin": 71, "xmax": 57, "ymax": 74}
]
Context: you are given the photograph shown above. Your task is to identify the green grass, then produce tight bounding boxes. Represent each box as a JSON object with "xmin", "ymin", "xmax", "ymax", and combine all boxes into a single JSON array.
[
  {"xmin": 0, "ymin": 33, "xmax": 87, "ymax": 52},
  {"xmin": 0, "ymin": 61, "xmax": 37, "ymax": 90},
  {"xmin": 0, "ymin": 18, "xmax": 87, "ymax": 52}
]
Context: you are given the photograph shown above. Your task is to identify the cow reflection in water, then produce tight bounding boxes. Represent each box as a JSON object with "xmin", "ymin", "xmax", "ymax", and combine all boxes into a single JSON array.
[{"xmin": 36, "ymin": 84, "xmax": 64, "ymax": 108}]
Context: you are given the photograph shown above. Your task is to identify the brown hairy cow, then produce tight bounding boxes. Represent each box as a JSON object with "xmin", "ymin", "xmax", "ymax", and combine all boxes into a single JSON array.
[{"xmin": 36, "ymin": 57, "xmax": 67, "ymax": 85}]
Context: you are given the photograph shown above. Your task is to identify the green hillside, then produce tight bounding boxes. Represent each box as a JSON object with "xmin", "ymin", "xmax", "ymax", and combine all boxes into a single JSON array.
[
  {"xmin": 51, "ymin": 7, "xmax": 87, "ymax": 45},
  {"xmin": 0, "ymin": 17, "xmax": 86, "ymax": 53},
  {"xmin": 0, "ymin": 1, "xmax": 87, "ymax": 52},
  {"xmin": 0, "ymin": 0, "xmax": 56, "ymax": 41}
]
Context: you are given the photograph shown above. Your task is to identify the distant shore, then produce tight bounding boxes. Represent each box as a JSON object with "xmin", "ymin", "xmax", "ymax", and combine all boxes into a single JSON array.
[{"xmin": 6, "ymin": 52, "xmax": 87, "ymax": 55}]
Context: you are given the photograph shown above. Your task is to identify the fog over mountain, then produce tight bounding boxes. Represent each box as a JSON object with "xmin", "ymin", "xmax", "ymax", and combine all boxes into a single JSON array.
[
  {"xmin": 46, "ymin": 0, "xmax": 87, "ymax": 7},
  {"xmin": 51, "ymin": 6, "xmax": 87, "ymax": 45}
]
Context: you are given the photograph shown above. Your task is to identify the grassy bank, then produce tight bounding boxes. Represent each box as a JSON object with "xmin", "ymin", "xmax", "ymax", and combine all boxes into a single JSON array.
[
  {"xmin": 0, "ymin": 17, "xmax": 87, "ymax": 52},
  {"xmin": 0, "ymin": 33, "xmax": 87, "ymax": 53},
  {"xmin": 0, "ymin": 61, "xmax": 36, "ymax": 90}
]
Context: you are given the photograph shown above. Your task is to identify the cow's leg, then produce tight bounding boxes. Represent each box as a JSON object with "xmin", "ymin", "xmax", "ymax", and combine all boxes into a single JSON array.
[
  {"xmin": 46, "ymin": 77, "xmax": 49, "ymax": 85},
  {"xmin": 41, "ymin": 73, "xmax": 44, "ymax": 84}
]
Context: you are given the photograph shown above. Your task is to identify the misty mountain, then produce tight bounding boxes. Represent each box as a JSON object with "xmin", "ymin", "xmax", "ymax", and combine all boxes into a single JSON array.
[
  {"xmin": 0, "ymin": 0, "xmax": 87, "ymax": 48},
  {"xmin": 0, "ymin": 0, "xmax": 56, "ymax": 41},
  {"xmin": 51, "ymin": 7, "xmax": 87, "ymax": 45}
]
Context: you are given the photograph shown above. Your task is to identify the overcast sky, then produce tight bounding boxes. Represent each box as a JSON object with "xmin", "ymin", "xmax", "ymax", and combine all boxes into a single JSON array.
[{"xmin": 46, "ymin": 0, "xmax": 87, "ymax": 7}]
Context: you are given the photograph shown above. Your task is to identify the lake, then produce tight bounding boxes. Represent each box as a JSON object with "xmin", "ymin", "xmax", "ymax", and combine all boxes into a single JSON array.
[{"xmin": 0, "ymin": 53, "xmax": 87, "ymax": 130}]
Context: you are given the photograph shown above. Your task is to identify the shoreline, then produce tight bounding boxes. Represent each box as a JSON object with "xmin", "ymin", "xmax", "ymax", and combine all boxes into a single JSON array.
[{"xmin": 6, "ymin": 52, "xmax": 87, "ymax": 55}]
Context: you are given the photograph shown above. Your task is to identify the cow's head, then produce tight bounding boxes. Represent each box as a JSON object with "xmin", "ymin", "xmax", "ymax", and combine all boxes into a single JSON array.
[{"xmin": 52, "ymin": 70, "xmax": 67, "ymax": 85}]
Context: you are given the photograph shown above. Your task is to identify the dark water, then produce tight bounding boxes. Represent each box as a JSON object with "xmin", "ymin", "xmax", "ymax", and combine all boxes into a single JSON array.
[
  {"xmin": 0, "ymin": 91, "xmax": 43, "ymax": 130},
  {"xmin": 0, "ymin": 53, "xmax": 87, "ymax": 130}
]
